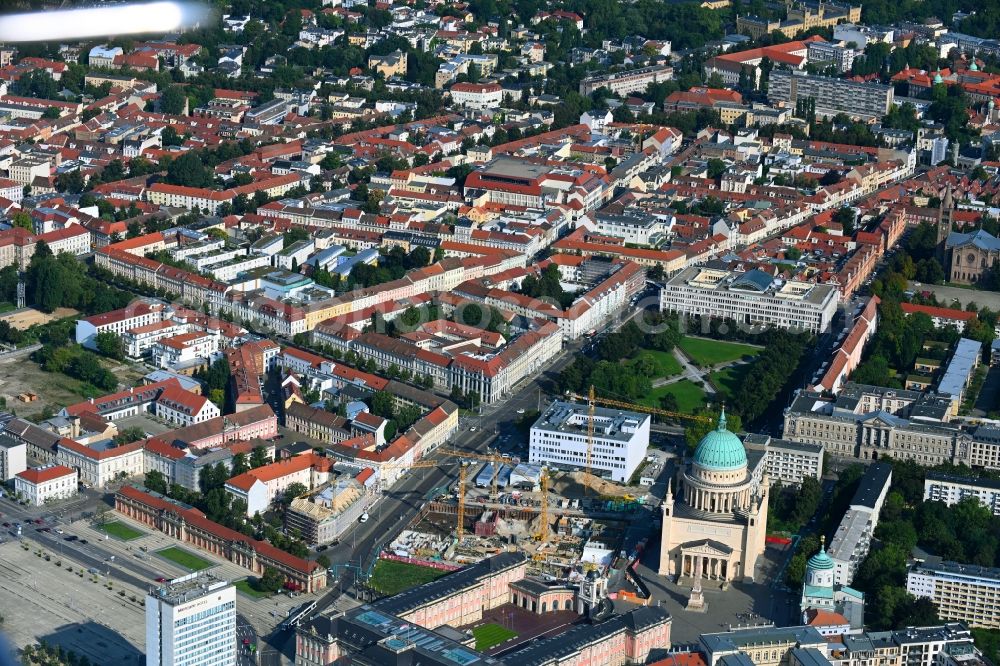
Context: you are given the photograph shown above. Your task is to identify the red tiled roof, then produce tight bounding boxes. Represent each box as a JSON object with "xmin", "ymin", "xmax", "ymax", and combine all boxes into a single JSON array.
[{"xmin": 16, "ymin": 464, "xmax": 76, "ymax": 484}]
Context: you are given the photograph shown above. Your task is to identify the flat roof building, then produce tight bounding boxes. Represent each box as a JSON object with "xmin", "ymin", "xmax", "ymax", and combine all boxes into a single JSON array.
[
  {"xmin": 660, "ymin": 267, "xmax": 839, "ymax": 335},
  {"xmin": 924, "ymin": 472, "xmax": 1000, "ymax": 515},
  {"xmin": 907, "ymin": 561, "xmax": 1000, "ymax": 629},
  {"xmin": 145, "ymin": 572, "xmax": 236, "ymax": 666},
  {"xmin": 529, "ymin": 400, "xmax": 651, "ymax": 483}
]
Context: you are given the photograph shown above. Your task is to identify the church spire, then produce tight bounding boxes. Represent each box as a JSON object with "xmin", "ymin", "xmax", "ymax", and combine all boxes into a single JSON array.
[{"xmin": 717, "ymin": 406, "xmax": 727, "ymax": 432}]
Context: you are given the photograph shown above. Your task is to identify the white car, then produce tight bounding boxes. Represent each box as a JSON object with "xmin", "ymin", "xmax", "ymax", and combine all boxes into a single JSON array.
[
  {"xmin": 516, "ymin": 409, "xmax": 525, "ymax": 415},
  {"xmin": 470, "ymin": 426, "xmax": 477, "ymax": 432},
  {"xmin": 55, "ymin": 528, "xmax": 64, "ymax": 534},
  {"xmin": 359, "ymin": 513, "xmax": 369, "ymax": 523}
]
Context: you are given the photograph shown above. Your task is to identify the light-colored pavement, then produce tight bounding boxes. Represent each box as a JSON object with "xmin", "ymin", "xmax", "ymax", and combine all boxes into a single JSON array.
[
  {"xmin": 0, "ymin": 540, "xmax": 145, "ymax": 664},
  {"xmin": 908, "ymin": 280, "xmax": 1000, "ymax": 310},
  {"xmin": 665, "ymin": 348, "xmax": 716, "ymax": 394}
]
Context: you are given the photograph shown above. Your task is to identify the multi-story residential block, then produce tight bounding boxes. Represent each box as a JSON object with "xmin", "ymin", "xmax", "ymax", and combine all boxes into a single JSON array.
[
  {"xmin": 768, "ymin": 70, "xmax": 893, "ymax": 121},
  {"xmin": 57, "ymin": 438, "xmax": 144, "ymax": 489},
  {"xmin": 578, "ymin": 65, "xmax": 673, "ymax": 96},
  {"xmin": 900, "ymin": 303, "xmax": 978, "ymax": 332},
  {"xmin": 743, "ymin": 434, "xmax": 823, "ymax": 486},
  {"xmin": 924, "ymin": 472, "xmax": 1000, "ymax": 515},
  {"xmin": 828, "ymin": 463, "xmax": 891, "ymax": 585},
  {"xmin": 660, "ymin": 267, "xmax": 839, "ymax": 334},
  {"xmin": 14, "ymin": 464, "xmax": 78, "ymax": 506},
  {"xmin": 529, "ymin": 400, "xmax": 650, "ymax": 483},
  {"xmin": 225, "ymin": 452, "xmax": 332, "ymax": 516},
  {"xmin": 145, "ymin": 572, "xmax": 236, "ymax": 666},
  {"xmin": 75, "ymin": 301, "xmax": 166, "ymax": 348},
  {"xmin": 449, "ymin": 82, "xmax": 504, "ymax": 110},
  {"xmin": 907, "ymin": 562, "xmax": 1000, "ymax": 629},
  {"xmin": 154, "ymin": 384, "xmax": 220, "ymax": 427},
  {"xmin": 0, "ymin": 435, "xmax": 27, "ymax": 481},
  {"xmin": 151, "ymin": 331, "xmax": 220, "ymax": 370}
]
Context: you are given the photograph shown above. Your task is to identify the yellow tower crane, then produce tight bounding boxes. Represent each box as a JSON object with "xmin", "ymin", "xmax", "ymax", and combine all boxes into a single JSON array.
[{"xmin": 536, "ymin": 467, "xmax": 550, "ymax": 543}]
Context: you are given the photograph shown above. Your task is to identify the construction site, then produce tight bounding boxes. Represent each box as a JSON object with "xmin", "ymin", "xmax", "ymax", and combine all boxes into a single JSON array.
[{"xmin": 371, "ymin": 389, "xmax": 699, "ymax": 578}]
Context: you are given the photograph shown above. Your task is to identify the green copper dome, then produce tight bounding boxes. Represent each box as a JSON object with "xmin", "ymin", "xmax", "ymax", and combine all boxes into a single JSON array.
[
  {"xmin": 692, "ymin": 409, "xmax": 747, "ymax": 470},
  {"xmin": 971, "ymin": 61, "xmax": 979, "ymax": 72},
  {"xmin": 807, "ymin": 538, "xmax": 834, "ymax": 571},
  {"xmin": 934, "ymin": 69, "xmax": 944, "ymax": 84}
]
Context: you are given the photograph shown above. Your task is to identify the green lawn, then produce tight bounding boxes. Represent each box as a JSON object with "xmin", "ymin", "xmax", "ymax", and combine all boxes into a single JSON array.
[
  {"xmin": 632, "ymin": 348, "xmax": 682, "ymax": 378},
  {"xmin": 641, "ymin": 380, "xmax": 706, "ymax": 413},
  {"xmin": 709, "ymin": 364, "xmax": 753, "ymax": 400},
  {"xmin": 158, "ymin": 547, "xmax": 213, "ymax": 572},
  {"xmin": 679, "ymin": 337, "xmax": 761, "ymax": 366},
  {"xmin": 370, "ymin": 560, "xmax": 450, "ymax": 596},
  {"xmin": 473, "ymin": 623, "xmax": 518, "ymax": 651},
  {"xmin": 96, "ymin": 521, "xmax": 144, "ymax": 541},
  {"xmin": 235, "ymin": 578, "xmax": 274, "ymax": 599},
  {"xmin": 0, "ymin": 302, "xmax": 15, "ymax": 314}
]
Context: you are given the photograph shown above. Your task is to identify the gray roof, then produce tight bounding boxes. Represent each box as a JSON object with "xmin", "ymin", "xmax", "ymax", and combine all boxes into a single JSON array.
[
  {"xmin": 946, "ymin": 229, "xmax": 1000, "ymax": 252},
  {"xmin": 851, "ymin": 462, "xmax": 892, "ymax": 510},
  {"xmin": 731, "ymin": 269, "xmax": 774, "ymax": 292}
]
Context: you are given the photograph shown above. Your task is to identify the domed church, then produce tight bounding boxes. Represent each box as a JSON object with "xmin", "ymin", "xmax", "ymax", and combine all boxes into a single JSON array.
[{"xmin": 658, "ymin": 410, "xmax": 769, "ymax": 583}]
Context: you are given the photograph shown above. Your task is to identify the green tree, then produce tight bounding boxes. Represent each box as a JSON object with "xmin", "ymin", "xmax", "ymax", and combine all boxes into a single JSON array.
[
  {"xmin": 259, "ymin": 566, "xmax": 285, "ymax": 593},
  {"xmin": 94, "ymin": 331, "xmax": 124, "ymax": 360},
  {"xmin": 160, "ymin": 85, "xmax": 187, "ymax": 115},
  {"xmin": 145, "ymin": 470, "xmax": 168, "ymax": 494},
  {"xmin": 10, "ymin": 211, "xmax": 33, "ymax": 231},
  {"xmin": 249, "ymin": 446, "xmax": 270, "ymax": 469}
]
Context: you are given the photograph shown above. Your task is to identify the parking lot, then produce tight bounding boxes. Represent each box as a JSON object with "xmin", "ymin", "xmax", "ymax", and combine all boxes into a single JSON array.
[{"xmin": 0, "ymin": 540, "xmax": 145, "ymax": 664}]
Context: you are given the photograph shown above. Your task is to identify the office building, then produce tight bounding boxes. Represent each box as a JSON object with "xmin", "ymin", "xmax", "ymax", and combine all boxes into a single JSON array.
[
  {"xmin": 827, "ymin": 463, "xmax": 891, "ymax": 585},
  {"xmin": 907, "ymin": 561, "xmax": 1000, "ymax": 629},
  {"xmin": 924, "ymin": 472, "xmax": 1000, "ymax": 515},
  {"xmin": 529, "ymin": 400, "xmax": 651, "ymax": 483},
  {"xmin": 145, "ymin": 572, "xmax": 236, "ymax": 666},
  {"xmin": 660, "ymin": 267, "xmax": 839, "ymax": 335},
  {"xmin": 768, "ymin": 70, "xmax": 893, "ymax": 120}
]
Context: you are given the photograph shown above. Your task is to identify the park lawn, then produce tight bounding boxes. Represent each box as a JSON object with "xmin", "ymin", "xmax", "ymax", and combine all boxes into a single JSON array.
[
  {"xmin": 709, "ymin": 364, "xmax": 753, "ymax": 400},
  {"xmin": 0, "ymin": 302, "xmax": 14, "ymax": 314},
  {"xmin": 473, "ymin": 623, "xmax": 518, "ymax": 651},
  {"xmin": 96, "ymin": 521, "xmax": 144, "ymax": 541},
  {"xmin": 158, "ymin": 546, "xmax": 213, "ymax": 571},
  {"xmin": 370, "ymin": 560, "xmax": 450, "ymax": 596},
  {"xmin": 633, "ymin": 348, "xmax": 682, "ymax": 378},
  {"xmin": 679, "ymin": 337, "xmax": 761, "ymax": 366},
  {"xmin": 641, "ymin": 380, "xmax": 706, "ymax": 413},
  {"xmin": 235, "ymin": 578, "xmax": 273, "ymax": 599}
]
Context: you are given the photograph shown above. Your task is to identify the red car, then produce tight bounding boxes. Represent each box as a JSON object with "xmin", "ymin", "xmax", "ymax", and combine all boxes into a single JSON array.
[{"xmin": 155, "ymin": 577, "xmax": 167, "ymax": 583}]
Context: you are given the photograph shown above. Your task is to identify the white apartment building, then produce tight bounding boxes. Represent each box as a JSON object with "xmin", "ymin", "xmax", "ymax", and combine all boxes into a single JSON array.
[
  {"xmin": 274, "ymin": 240, "xmax": 315, "ymax": 271},
  {"xmin": 154, "ymin": 386, "xmax": 221, "ymax": 427},
  {"xmin": 123, "ymin": 321, "xmax": 190, "ymax": 358},
  {"xmin": 146, "ymin": 573, "xmax": 236, "ymax": 666},
  {"xmin": 907, "ymin": 562, "xmax": 1000, "ymax": 629},
  {"xmin": 449, "ymin": 82, "xmax": 504, "ymax": 110},
  {"xmin": 743, "ymin": 434, "xmax": 824, "ymax": 486},
  {"xmin": 224, "ymin": 453, "xmax": 329, "ymax": 516},
  {"xmin": 924, "ymin": 473, "xmax": 1000, "ymax": 516},
  {"xmin": 57, "ymin": 438, "xmax": 145, "ymax": 489},
  {"xmin": 0, "ymin": 436, "xmax": 27, "ymax": 481},
  {"xmin": 660, "ymin": 267, "xmax": 839, "ymax": 334},
  {"xmin": 152, "ymin": 331, "xmax": 220, "ymax": 370},
  {"xmin": 9, "ymin": 157, "xmax": 50, "ymax": 186},
  {"xmin": 828, "ymin": 463, "xmax": 892, "ymax": 585},
  {"xmin": 14, "ymin": 464, "xmax": 78, "ymax": 506},
  {"xmin": 529, "ymin": 401, "xmax": 650, "ymax": 483},
  {"xmin": 75, "ymin": 301, "xmax": 166, "ymax": 349},
  {"xmin": 204, "ymin": 253, "xmax": 271, "ymax": 281}
]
